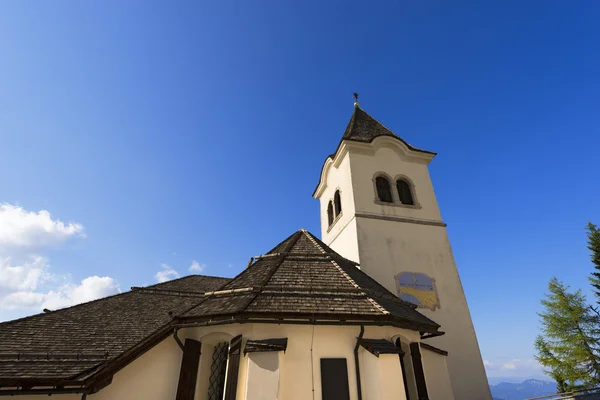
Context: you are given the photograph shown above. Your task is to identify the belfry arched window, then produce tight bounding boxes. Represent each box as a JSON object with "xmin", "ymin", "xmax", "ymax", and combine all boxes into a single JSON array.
[
  {"xmin": 375, "ymin": 176, "xmax": 393, "ymax": 203},
  {"xmin": 334, "ymin": 190, "xmax": 342, "ymax": 216},
  {"xmin": 396, "ymin": 179, "xmax": 414, "ymax": 205},
  {"xmin": 327, "ymin": 201, "xmax": 334, "ymax": 226}
]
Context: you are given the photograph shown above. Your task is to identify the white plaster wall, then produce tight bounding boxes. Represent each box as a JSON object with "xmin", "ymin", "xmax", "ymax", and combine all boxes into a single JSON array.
[
  {"xmin": 14, "ymin": 335, "xmax": 184, "ymax": 400},
  {"xmin": 12, "ymin": 323, "xmax": 451, "ymax": 400},
  {"xmin": 359, "ymin": 348, "xmax": 382, "ymax": 400},
  {"xmin": 316, "ymin": 153, "xmax": 357, "ymax": 245},
  {"xmin": 245, "ymin": 352, "xmax": 280, "ymax": 400},
  {"xmin": 355, "ymin": 217, "xmax": 490, "ymax": 400},
  {"xmin": 422, "ymin": 349, "xmax": 454, "ymax": 400},
  {"xmin": 379, "ymin": 354, "xmax": 408, "ymax": 400},
  {"xmin": 360, "ymin": 348, "xmax": 407, "ymax": 400},
  {"xmin": 328, "ymin": 217, "xmax": 360, "ymax": 263},
  {"xmin": 182, "ymin": 323, "xmax": 421, "ymax": 400}
]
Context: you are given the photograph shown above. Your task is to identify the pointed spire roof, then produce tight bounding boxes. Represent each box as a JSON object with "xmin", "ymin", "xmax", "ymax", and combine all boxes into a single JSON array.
[
  {"xmin": 341, "ymin": 106, "xmax": 435, "ymax": 154},
  {"xmin": 176, "ymin": 229, "xmax": 441, "ymax": 333},
  {"xmin": 313, "ymin": 106, "xmax": 436, "ymax": 197}
]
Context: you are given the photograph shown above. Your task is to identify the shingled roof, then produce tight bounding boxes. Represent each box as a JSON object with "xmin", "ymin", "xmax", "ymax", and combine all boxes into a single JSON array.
[
  {"xmin": 0, "ymin": 275, "xmax": 230, "ymax": 391},
  {"xmin": 175, "ymin": 230, "xmax": 441, "ymax": 333},
  {"xmin": 342, "ymin": 106, "xmax": 435, "ymax": 154},
  {"xmin": 0, "ymin": 229, "xmax": 441, "ymax": 393}
]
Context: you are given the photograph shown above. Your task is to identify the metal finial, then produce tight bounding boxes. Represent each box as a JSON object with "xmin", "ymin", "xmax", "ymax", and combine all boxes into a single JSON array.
[{"xmin": 353, "ymin": 92, "xmax": 359, "ymax": 108}]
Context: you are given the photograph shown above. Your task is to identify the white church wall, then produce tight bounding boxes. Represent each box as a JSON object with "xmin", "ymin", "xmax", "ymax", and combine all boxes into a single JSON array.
[
  {"xmin": 245, "ymin": 352, "xmax": 280, "ymax": 400},
  {"xmin": 317, "ymin": 152, "xmax": 357, "ymax": 248},
  {"xmin": 12, "ymin": 323, "xmax": 437, "ymax": 400},
  {"xmin": 13, "ymin": 336, "xmax": 184, "ymax": 400},
  {"xmin": 359, "ymin": 348, "xmax": 408, "ymax": 400},
  {"xmin": 359, "ymin": 347, "xmax": 383, "ymax": 400},
  {"xmin": 422, "ymin": 348, "xmax": 454, "ymax": 400},
  {"xmin": 328, "ymin": 217, "xmax": 360, "ymax": 263},
  {"xmin": 181, "ymin": 323, "xmax": 420, "ymax": 400},
  {"xmin": 355, "ymin": 216, "xmax": 490, "ymax": 399}
]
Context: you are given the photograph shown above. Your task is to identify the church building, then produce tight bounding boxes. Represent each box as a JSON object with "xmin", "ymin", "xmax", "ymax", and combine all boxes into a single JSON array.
[{"xmin": 0, "ymin": 102, "xmax": 492, "ymax": 400}]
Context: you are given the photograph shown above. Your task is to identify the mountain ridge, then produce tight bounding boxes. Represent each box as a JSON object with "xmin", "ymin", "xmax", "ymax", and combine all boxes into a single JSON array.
[{"xmin": 489, "ymin": 378, "xmax": 556, "ymax": 400}]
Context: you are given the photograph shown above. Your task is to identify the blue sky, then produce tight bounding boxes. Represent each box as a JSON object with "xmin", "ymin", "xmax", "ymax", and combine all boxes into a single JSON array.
[{"xmin": 1, "ymin": 0, "xmax": 599, "ymax": 380}]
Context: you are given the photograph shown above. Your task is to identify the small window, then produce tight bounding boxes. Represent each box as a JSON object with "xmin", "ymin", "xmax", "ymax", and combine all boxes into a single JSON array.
[
  {"xmin": 375, "ymin": 177, "xmax": 393, "ymax": 203},
  {"xmin": 327, "ymin": 201, "xmax": 334, "ymax": 226},
  {"xmin": 207, "ymin": 342, "xmax": 229, "ymax": 400},
  {"xmin": 334, "ymin": 190, "xmax": 342, "ymax": 216},
  {"xmin": 320, "ymin": 358, "xmax": 350, "ymax": 400},
  {"xmin": 397, "ymin": 179, "xmax": 414, "ymax": 205}
]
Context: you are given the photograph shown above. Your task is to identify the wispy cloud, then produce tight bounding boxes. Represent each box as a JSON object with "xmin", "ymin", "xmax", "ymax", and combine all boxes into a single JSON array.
[
  {"xmin": 189, "ymin": 260, "xmax": 205, "ymax": 273},
  {"xmin": 484, "ymin": 358, "xmax": 544, "ymax": 378},
  {"xmin": 155, "ymin": 264, "xmax": 179, "ymax": 283}
]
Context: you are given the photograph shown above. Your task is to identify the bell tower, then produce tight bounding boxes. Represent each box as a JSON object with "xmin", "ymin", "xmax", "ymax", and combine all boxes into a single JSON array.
[{"xmin": 313, "ymin": 102, "xmax": 492, "ymax": 400}]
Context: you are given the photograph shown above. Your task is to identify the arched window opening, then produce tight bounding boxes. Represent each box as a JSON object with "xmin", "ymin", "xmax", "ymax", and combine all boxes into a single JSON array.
[
  {"xmin": 334, "ymin": 190, "xmax": 342, "ymax": 216},
  {"xmin": 397, "ymin": 179, "xmax": 414, "ymax": 205},
  {"xmin": 327, "ymin": 201, "xmax": 334, "ymax": 226},
  {"xmin": 375, "ymin": 177, "xmax": 393, "ymax": 203}
]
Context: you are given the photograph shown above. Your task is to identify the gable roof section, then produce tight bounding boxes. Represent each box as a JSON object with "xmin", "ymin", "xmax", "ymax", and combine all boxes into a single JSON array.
[
  {"xmin": 177, "ymin": 230, "xmax": 440, "ymax": 332},
  {"xmin": 0, "ymin": 275, "xmax": 230, "ymax": 390}
]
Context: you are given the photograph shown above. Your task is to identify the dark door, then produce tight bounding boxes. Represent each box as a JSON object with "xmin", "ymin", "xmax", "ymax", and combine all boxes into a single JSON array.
[{"xmin": 320, "ymin": 358, "xmax": 350, "ymax": 400}]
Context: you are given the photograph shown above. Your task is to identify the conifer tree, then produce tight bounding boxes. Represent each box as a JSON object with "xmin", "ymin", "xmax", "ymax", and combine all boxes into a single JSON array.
[
  {"xmin": 535, "ymin": 278, "xmax": 600, "ymax": 391},
  {"xmin": 587, "ymin": 222, "xmax": 600, "ymax": 303}
]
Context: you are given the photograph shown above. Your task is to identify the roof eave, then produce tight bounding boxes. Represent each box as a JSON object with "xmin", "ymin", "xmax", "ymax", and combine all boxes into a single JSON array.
[{"xmin": 174, "ymin": 311, "xmax": 441, "ymax": 334}]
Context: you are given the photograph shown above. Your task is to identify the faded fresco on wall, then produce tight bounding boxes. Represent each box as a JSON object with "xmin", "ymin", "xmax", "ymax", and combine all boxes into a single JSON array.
[{"xmin": 395, "ymin": 272, "xmax": 440, "ymax": 311}]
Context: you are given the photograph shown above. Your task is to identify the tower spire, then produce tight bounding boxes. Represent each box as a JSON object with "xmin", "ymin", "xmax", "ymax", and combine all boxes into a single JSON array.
[{"xmin": 353, "ymin": 92, "xmax": 359, "ymax": 108}]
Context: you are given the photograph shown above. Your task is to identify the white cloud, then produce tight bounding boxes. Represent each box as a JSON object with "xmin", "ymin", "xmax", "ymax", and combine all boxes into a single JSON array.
[
  {"xmin": 189, "ymin": 260, "xmax": 205, "ymax": 273},
  {"xmin": 1, "ymin": 291, "xmax": 45, "ymax": 309},
  {"xmin": 156, "ymin": 264, "xmax": 179, "ymax": 283},
  {"xmin": 0, "ymin": 256, "xmax": 49, "ymax": 292},
  {"xmin": 0, "ymin": 270, "xmax": 120, "ymax": 311},
  {"xmin": 484, "ymin": 358, "xmax": 544, "ymax": 378},
  {"xmin": 43, "ymin": 276, "xmax": 120, "ymax": 310},
  {"xmin": 0, "ymin": 203, "xmax": 84, "ymax": 248},
  {"xmin": 0, "ymin": 203, "xmax": 119, "ymax": 320}
]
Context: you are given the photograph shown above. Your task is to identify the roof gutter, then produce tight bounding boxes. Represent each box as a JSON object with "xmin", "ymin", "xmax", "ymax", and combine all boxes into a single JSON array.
[
  {"xmin": 0, "ymin": 387, "xmax": 89, "ymax": 396},
  {"xmin": 175, "ymin": 314, "xmax": 440, "ymax": 334},
  {"xmin": 353, "ymin": 325, "xmax": 365, "ymax": 400},
  {"xmin": 173, "ymin": 327, "xmax": 185, "ymax": 351}
]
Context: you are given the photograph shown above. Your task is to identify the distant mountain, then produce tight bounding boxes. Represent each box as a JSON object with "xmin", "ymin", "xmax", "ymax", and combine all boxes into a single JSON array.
[{"xmin": 489, "ymin": 379, "xmax": 557, "ymax": 400}]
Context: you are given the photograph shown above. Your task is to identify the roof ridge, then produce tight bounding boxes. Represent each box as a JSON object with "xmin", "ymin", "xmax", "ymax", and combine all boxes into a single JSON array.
[
  {"xmin": 0, "ymin": 289, "xmax": 132, "ymax": 328},
  {"xmin": 175, "ymin": 231, "xmax": 305, "ymax": 319},
  {"xmin": 308, "ymin": 234, "xmax": 390, "ymax": 314},
  {"xmin": 143, "ymin": 274, "xmax": 230, "ymax": 290},
  {"xmin": 348, "ymin": 107, "xmax": 399, "ymax": 139},
  {"xmin": 237, "ymin": 231, "xmax": 304, "ymax": 314},
  {"xmin": 301, "ymin": 231, "xmax": 388, "ymax": 315}
]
